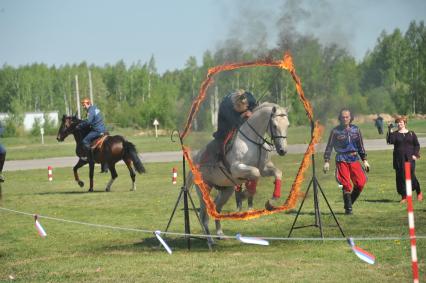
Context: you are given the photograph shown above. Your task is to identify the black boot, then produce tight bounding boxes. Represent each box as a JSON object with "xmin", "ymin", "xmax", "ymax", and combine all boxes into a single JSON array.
[
  {"xmin": 351, "ymin": 188, "xmax": 361, "ymax": 204},
  {"xmin": 0, "ymin": 154, "xmax": 5, "ymax": 182},
  {"xmin": 343, "ymin": 192, "xmax": 353, "ymax": 215},
  {"xmin": 83, "ymin": 146, "xmax": 94, "ymax": 162}
]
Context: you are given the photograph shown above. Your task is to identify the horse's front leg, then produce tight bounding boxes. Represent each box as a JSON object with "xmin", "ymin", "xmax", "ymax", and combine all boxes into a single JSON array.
[
  {"xmin": 261, "ymin": 160, "xmax": 283, "ymax": 199},
  {"xmin": 230, "ymin": 163, "xmax": 261, "ymax": 181},
  {"xmin": 73, "ymin": 159, "xmax": 88, "ymax": 188},
  {"xmin": 88, "ymin": 161, "xmax": 95, "ymax": 192},
  {"xmin": 214, "ymin": 187, "xmax": 235, "ymax": 238}
]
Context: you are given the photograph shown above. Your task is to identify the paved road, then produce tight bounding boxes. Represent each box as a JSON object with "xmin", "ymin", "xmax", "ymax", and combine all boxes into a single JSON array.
[{"xmin": 3, "ymin": 138, "xmax": 426, "ymax": 172}]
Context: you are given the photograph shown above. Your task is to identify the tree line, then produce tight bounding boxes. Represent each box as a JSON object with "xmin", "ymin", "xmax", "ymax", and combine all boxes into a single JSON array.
[{"xmin": 0, "ymin": 20, "xmax": 425, "ymax": 136}]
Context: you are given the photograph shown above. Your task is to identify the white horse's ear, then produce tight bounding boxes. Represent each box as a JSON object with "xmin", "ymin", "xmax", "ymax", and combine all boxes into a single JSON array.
[
  {"xmin": 272, "ymin": 106, "xmax": 277, "ymax": 113},
  {"xmin": 284, "ymin": 107, "xmax": 289, "ymax": 113}
]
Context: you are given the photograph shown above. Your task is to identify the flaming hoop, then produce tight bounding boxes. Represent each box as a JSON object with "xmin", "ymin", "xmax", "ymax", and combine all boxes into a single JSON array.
[{"xmin": 181, "ymin": 52, "xmax": 323, "ymax": 220}]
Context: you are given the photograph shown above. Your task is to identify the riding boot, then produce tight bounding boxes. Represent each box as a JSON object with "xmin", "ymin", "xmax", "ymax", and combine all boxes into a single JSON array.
[
  {"xmin": 351, "ymin": 188, "xmax": 361, "ymax": 204},
  {"xmin": 83, "ymin": 146, "xmax": 94, "ymax": 162},
  {"xmin": 0, "ymin": 154, "xmax": 5, "ymax": 182},
  {"xmin": 343, "ymin": 191, "xmax": 353, "ymax": 215}
]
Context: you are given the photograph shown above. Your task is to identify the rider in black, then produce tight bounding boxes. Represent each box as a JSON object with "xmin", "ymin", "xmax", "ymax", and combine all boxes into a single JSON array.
[
  {"xmin": 0, "ymin": 122, "xmax": 6, "ymax": 182},
  {"xmin": 213, "ymin": 89, "xmax": 258, "ymax": 208},
  {"xmin": 213, "ymin": 89, "xmax": 257, "ymax": 144}
]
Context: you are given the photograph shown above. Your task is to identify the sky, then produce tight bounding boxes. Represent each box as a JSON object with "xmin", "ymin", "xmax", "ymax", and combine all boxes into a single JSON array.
[{"xmin": 0, "ymin": 0, "xmax": 425, "ymax": 74}]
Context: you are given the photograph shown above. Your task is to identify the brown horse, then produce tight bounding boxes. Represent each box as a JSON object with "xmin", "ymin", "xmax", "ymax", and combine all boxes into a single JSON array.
[{"xmin": 56, "ymin": 115, "xmax": 145, "ymax": 192}]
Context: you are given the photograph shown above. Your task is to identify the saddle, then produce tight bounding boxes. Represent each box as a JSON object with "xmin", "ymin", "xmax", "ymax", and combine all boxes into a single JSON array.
[
  {"xmin": 90, "ymin": 134, "xmax": 109, "ymax": 151},
  {"xmin": 200, "ymin": 129, "xmax": 237, "ymax": 170}
]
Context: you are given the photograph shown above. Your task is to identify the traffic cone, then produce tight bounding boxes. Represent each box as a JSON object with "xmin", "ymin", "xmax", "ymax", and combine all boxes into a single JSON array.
[
  {"xmin": 172, "ymin": 167, "xmax": 177, "ymax": 185},
  {"xmin": 48, "ymin": 166, "xmax": 53, "ymax": 181}
]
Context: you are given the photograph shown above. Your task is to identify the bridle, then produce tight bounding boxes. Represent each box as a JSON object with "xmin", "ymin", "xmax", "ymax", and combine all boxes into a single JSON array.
[
  {"xmin": 59, "ymin": 117, "xmax": 79, "ymax": 139},
  {"xmin": 238, "ymin": 110, "xmax": 288, "ymax": 152}
]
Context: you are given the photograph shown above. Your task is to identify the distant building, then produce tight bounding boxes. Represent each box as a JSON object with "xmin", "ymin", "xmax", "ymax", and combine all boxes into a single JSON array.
[
  {"xmin": 0, "ymin": 111, "xmax": 59, "ymax": 131},
  {"xmin": 0, "ymin": 113, "xmax": 8, "ymax": 123}
]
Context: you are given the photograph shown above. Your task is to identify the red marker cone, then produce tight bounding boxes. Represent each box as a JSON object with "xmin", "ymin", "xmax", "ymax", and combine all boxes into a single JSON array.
[
  {"xmin": 48, "ymin": 166, "xmax": 53, "ymax": 181},
  {"xmin": 172, "ymin": 167, "xmax": 177, "ymax": 185}
]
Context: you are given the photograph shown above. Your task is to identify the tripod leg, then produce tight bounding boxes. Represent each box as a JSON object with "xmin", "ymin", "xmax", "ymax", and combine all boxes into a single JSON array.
[
  {"xmin": 288, "ymin": 178, "xmax": 313, "ymax": 237},
  {"xmin": 316, "ymin": 180, "xmax": 346, "ymax": 238},
  {"xmin": 164, "ymin": 188, "xmax": 184, "ymax": 232},
  {"xmin": 183, "ymin": 188, "xmax": 191, "ymax": 250},
  {"xmin": 312, "ymin": 177, "xmax": 323, "ymax": 237}
]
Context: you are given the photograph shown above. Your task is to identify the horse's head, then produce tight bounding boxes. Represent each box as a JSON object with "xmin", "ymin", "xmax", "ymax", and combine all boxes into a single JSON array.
[
  {"xmin": 56, "ymin": 114, "xmax": 79, "ymax": 142},
  {"xmin": 269, "ymin": 106, "xmax": 289, "ymax": 156}
]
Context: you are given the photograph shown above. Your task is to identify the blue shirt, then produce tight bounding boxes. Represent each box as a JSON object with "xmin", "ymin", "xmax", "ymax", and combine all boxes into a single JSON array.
[
  {"xmin": 324, "ymin": 124, "xmax": 367, "ymax": 162},
  {"xmin": 80, "ymin": 105, "xmax": 106, "ymax": 133}
]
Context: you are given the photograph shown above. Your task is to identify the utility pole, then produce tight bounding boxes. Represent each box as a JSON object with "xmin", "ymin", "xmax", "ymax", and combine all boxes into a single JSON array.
[
  {"xmin": 75, "ymin": 75, "xmax": 81, "ymax": 119},
  {"xmin": 88, "ymin": 69, "xmax": 94, "ymax": 104}
]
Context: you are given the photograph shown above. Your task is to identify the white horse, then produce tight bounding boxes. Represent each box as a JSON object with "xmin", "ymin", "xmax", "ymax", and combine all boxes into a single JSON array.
[{"xmin": 187, "ymin": 102, "xmax": 289, "ymax": 243}]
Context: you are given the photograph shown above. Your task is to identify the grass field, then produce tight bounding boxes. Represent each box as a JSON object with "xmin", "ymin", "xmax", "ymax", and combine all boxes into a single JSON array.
[
  {"xmin": 0, "ymin": 150, "xmax": 425, "ymax": 282},
  {"xmin": 2, "ymin": 119, "xmax": 425, "ymax": 161}
]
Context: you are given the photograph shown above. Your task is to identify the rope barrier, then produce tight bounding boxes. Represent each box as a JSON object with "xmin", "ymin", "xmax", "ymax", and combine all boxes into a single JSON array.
[{"xmin": 2, "ymin": 206, "xmax": 425, "ymax": 242}]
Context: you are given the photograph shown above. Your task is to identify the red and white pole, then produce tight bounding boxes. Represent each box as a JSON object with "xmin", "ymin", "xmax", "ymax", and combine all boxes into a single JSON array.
[
  {"xmin": 48, "ymin": 166, "xmax": 53, "ymax": 182},
  {"xmin": 172, "ymin": 167, "xmax": 177, "ymax": 185},
  {"xmin": 404, "ymin": 162, "xmax": 419, "ymax": 283}
]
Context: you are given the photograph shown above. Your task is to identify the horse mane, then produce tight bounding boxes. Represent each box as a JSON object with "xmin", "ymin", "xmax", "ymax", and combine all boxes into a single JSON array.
[{"xmin": 253, "ymin": 102, "xmax": 284, "ymax": 113}]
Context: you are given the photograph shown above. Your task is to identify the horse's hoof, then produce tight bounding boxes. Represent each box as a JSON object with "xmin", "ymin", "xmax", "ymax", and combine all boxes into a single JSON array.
[
  {"xmin": 78, "ymin": 181, "xmax": 84, "ymax": 188},
  {"xmin": 216, "ymin": 231, "xmax": 226, "ymax": 240},
  {"xmin": 88, "ymin": 188, "xmax": 94, "ymax": 192},
  {"xmin": 265, "ymin": 200, "xmax": 277, "ymax": 211},
  {"xmin": 248, "ymin": 206, "xmax": 254, "ymax": 211},
  {"xmin": 105, "ymin": 188, "xmax": 110, "ymax": 192}
]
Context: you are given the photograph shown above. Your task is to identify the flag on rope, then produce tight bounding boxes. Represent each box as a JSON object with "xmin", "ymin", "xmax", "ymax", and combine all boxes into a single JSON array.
[
  {"xmin": 154, "ymin": 230, "xmax": 172, "ymax": 255},
  {"xmin": 348, "ymin": 238, "xmax": 375, "ymax": 264},
  {"xmin": 34, "ymin": 215, "xmax": 47, "ymax": 238},
  {"xmin": 236, "ymin": 233, "xmax": 269, "ymax": 246}
]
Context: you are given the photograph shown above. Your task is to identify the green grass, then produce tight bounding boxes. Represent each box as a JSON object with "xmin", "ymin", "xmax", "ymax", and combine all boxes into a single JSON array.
[
  {"xmin": 2, "ymin": 119, "xmax": 425, "ymax": 161},
  {"xmin": 0, "ymin": 150, "xmax": 425, "ymax": 282}
]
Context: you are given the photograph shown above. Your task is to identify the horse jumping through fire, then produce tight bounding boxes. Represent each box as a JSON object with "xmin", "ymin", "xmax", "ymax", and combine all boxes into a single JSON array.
[{"xmin": 186, "ymin": 102, "xmax": 289, "ymax": 243}]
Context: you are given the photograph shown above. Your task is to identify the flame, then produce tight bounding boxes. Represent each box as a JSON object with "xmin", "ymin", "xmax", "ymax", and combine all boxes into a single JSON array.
[{"xmin": 181, "ymin": 52, "xmax": 323, "ymax": 220}]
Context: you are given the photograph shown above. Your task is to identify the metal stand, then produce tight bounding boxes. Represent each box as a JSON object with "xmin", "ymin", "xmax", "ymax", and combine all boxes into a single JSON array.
[
  {"xmin": 164, "ymin": 131, "xmax": 212, "ymax": 250},
  {"xmin": 288, "ymin": 122, "xmax": 346, "ymax": 238}
]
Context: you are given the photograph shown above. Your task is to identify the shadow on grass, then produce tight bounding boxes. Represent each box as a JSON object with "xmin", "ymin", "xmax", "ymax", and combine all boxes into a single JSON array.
[
  {"xmin": 363, "ymin": 198, "xmax": 398, "ymax": 203},
  {"xmin": 101, "ymin": 236, "xmax": 214, "ymax": 253},
  {"xmin": 37, "ymin": 190, "xmax": 106, "ymax": 195}
]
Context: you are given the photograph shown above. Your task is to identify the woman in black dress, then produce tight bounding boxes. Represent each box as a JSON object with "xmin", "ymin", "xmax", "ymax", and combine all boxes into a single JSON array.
[{"xmin": 386, "ymin": 116, "xmax": 422, "ymax": 203}]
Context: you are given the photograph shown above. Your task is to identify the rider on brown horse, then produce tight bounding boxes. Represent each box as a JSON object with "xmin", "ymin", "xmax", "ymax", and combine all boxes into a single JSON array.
[{"xmin": 77, "ymin": 98, "xmax": 108, "ymax": 172}]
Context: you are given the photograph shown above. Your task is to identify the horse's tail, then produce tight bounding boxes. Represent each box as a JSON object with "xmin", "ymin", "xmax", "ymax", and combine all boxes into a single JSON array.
[{"xmin": 123, "ymin": 141, "xmax": 146, "ymax": 174}]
